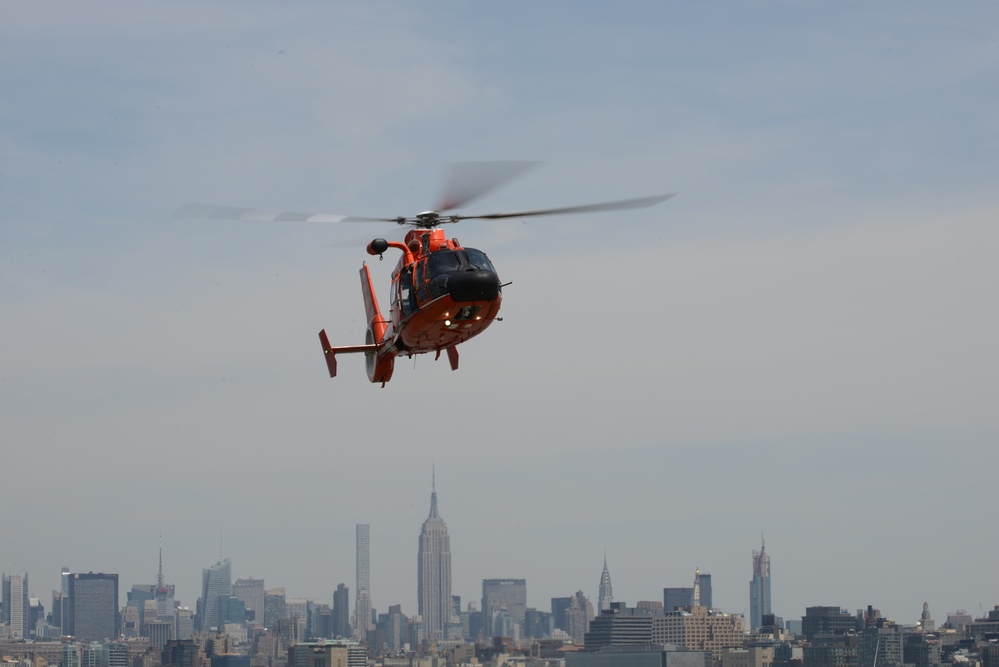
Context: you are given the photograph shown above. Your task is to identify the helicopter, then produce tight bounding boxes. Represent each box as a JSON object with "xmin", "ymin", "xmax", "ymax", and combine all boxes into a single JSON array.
[{"xmin": 178, "ymin": 162, "xmax": 673, "ymax": 385}]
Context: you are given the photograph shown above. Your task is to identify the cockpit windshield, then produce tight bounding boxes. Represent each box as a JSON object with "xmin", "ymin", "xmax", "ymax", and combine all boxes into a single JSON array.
[
  {"xmin": 427, "ymin": 250, "xmax": 462, "ymax": 278},
  {"xmin": 463, "ymin": 248, "xmax": 495, "ymax": 273}
]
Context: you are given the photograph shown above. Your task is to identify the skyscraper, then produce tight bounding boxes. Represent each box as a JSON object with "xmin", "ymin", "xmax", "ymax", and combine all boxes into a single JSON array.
[
  {"xmin": 333, "ymin": 583, "xmax": 350, "ymax": 638},
  {"xmin": 198, "ymin": 557, "xmax": 232, "ymax": 632},
  {"xmin": 663, "ymin": 587, "xmax": 693, "ymax": 613},
  {"xmin": 417, "ymin": 474, "xmax": 453, "ymax": 640},
  {"xmin": 233, "ymin": 578, "xmax": 265, "ymax": 624},
  {"xmin": 598, "ymin": 557, "xmax": 613, "ymax": 612},
  {"xmin": 2, "ymin": 572, "xmax": 30, "ymax": 639},
  {"xmin": 749, "ymin": 535, "xmax": 771, "ymax": 630},
  {"xmin": 696, "ymin": 572, "xmax": 712, "ymax": 611},
  {"xmin": 264, "ymin": 588, "xmax": 286, "ymax": 628},
  {"xmin": 566, "ymin": 591, "xmax": 594, "ymax": 644},
  {"xmin": 482, "ymin": 579, "xmax": 527, "ymax": 639},
  {"xmin": 355, "ymin": 524, "xmax": 372, "ymax": 637},
  {"xmin": 65, "ymin": 572, "xmax": 119, "ymax": 640}
]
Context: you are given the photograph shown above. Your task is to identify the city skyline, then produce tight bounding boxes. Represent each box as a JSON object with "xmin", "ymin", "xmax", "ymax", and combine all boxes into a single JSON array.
[
  {"xmin": 3, "ymin": 1, "xmax": 997, "ymax": 631},
  {"xmin": 3, "ymin": 518, "xmax": 988, "ymax": 635}
]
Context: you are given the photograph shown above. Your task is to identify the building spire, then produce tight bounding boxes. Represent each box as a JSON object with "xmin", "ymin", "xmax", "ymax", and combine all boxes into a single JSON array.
[
  {"xmin": 599, "ymin": 553, "xmax": 613, "ymax": 612},
  {"xmin": 157, "ymin": 532, "xmax": 164, "ymax": 588},
  {"xmin": 428, "ymin": 467, "xmax": 441, "ymax": 520}
]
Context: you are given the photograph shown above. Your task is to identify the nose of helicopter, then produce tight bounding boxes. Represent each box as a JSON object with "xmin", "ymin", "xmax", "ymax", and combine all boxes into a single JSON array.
[{"xmin": 447, "ymin": 268, "xmax": 501, "ymax": 302}]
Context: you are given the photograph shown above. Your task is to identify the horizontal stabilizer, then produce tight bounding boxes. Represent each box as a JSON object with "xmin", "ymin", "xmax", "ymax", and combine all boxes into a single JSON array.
[{"xmin": 319, "ymin": 329, "xmax": 378, "ymax": 378}]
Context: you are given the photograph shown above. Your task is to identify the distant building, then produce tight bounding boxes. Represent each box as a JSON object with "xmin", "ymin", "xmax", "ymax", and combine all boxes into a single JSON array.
[
  {"xmin": 801, "ymin": 607, "xmax": 857, "ymax": 641},
  {"xmin": 163, "ymin": 639, "xmax": 200, "ymax": 667},
  {"xmin": 176, "ymin": 608, "xmax": 194, "ymax": 640},
  {"xmin": 219, "ymin": 596, "xmax": 247, "ymax": 626},
  {"xmin": 722, "ymin": 646, "xmax": 774, "ymax": 667},
  {"xmin": 665, "ymin": 570, "xmax": 712, "ymax": 615},
  {"xmin": 264, "ymin": 588, "xmax": 286, "ymax": 629},
  {"xmin": 332, "ymin": 584, "xmax": 350, "ymax": 639},
  {"xmin": 567, "ymin": 591, "xmax": 595, "ymax": 644},
  {"xmin": 749, "ymin": 536, "xmax": 771, "ymax": 631},
  {"xmin": 198, "ymin": 558, "xmax": 231, "ymax": 632},
  {"xmin": 287, "ymin": 640, "xmax": 366, "ymax": 667},
  {"xmin": 66, "ymin": 572, "xmax": 120, "ymax": 641},
  {"xmin": 966, "ymin": 606, "xmax": 999, "ymax": 639},
  {"xmin": 944, "ymin": 610, "xmax": 972, "ymax": 633},
  {"xmin": 584, "ymin": 603, "xmax": 655, "ymax": 650},
  {"xmin": 665, "ymin": 588, "xmax": 694, "ymax": 613},
  {"xmin": 918, "ymin": 603, "xmax": 935, "ymax": 633},
  {"xmin": 803, "ymin": 633, "xmax": 858, "ymax": 667},
  {"xmin": 524, "ymin": 608, "xmax": 554, "ymax": 639},
  {"xmin": 417, "ymin": 475, "xmax": 454, "ymax": 640},
  {"xmin": 232, "ymin": 578, "xmax": 264, "ymax": 623},
  {"xmin": 653, "ymin": 606, "xmax": 746, "ymax": 663},
  {"xmin": 381, "ymin": 604, "xmax": 406, "ymax": 652},
  {"xmin": 904, "ymin": 633, "xmax": 941, "ymax": 667},
  {"xmin": 695, "ymin": 572, "xmax": 712, "ymax": 611},
  {"xmin": 2, "ymin": 572, "xmax": 30, "ymax": 639},
  {"xmin": 482, "ymin": 579, "xmax": 527, "ymax": 639},
  {"xmin": 355, "ymin": 524, "xmax": 372, "ymax": 637},
  {"xmin": 567, "ymin": 644, "xmax": 711, "ymax": 667},
  {"xmin": 857, "ymin": 623, "xmax": 905, "ymax": 667},
  {"xmin": 599, "ymin": 558, "xmax": 614, "ymax": 613},
  {"xmin": 552, "ymin": 597, "xmax": 572, "ymax": 633},
  {"xmin": 637, "ymin": 601, "xmax": 665, "ymax": 617}
]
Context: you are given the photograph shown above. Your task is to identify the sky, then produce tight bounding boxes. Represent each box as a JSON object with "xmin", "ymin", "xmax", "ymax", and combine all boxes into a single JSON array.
[{"xmin": 2, "ymin": 1, "xmax": 998, "ymax": 629}]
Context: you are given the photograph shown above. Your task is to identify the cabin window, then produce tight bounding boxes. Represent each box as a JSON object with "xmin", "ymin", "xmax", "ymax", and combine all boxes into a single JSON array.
[{"xmin": 400, "ymin": 268, "xmax": 414, "ymax": 317}]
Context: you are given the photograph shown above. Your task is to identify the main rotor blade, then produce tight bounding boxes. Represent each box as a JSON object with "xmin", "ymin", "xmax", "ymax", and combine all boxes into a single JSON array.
[
  {"xmin": 435, "ymin": 161, "xmax": 542, "ymax": 212},
  {"xmin": 174, "ymin": 202, "xmax": 397, "ymax": 223},
  {"xmin": 450, "ymin": 193, "xmax": 676, "ymax": 221}
]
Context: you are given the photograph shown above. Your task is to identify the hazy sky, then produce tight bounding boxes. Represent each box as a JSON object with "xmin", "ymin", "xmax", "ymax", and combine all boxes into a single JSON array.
[{"xmin": 2, "ymin": 2, "xmax": 998, "ymax": 628}]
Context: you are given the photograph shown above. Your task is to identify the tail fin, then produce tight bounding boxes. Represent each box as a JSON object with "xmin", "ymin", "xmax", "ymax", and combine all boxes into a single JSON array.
[
  {"xmin": 360, "ymin": 263, "xmax": 388, "ymax": 344},
  {"xmin": 316, "ymin": 264, "xmax": 392, "ymax": 383}
]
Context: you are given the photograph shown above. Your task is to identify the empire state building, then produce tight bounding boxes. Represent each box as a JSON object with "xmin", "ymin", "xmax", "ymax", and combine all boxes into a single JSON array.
[{"xmin": 418, "ymin": 475, "xmax": 453, "ymax": 640}]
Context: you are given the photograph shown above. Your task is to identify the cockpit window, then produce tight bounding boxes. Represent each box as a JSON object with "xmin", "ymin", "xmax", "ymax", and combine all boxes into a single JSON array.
[
  {"xmin": 427, "ymin": 250, "xmax": 462, "ymax": 277},
  {"xmin": 463, "ymin": 248, "xmax": 495, "ymax": 273}
]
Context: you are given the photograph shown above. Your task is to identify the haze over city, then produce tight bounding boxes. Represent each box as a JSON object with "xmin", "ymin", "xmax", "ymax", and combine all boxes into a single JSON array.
[{"xmin": 2, "ymin": 0, "xmax": 997, "ymax": 630}]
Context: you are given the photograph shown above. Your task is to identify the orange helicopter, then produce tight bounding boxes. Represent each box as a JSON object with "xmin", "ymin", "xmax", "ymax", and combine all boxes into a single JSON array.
[{"xmin": 178, "ymin": 162, "xmax": 673, "ymax": 385}]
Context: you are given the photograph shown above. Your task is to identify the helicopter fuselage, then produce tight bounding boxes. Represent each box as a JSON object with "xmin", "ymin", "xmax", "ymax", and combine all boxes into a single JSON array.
[{"xmin": 319, "ymin": 227, "xmax": 503, "ymax": 384}]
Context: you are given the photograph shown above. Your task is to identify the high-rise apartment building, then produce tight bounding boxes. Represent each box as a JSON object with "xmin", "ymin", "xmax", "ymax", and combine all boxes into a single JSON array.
[
  {"xmin": 598, "ymin": 558, "xmax": 613, "ymax": 612},
  {"xmin": 2, "ymin": 572, "xmax": 30, "ymax": 639},
  {"xmin": 65, "ymin": 572, "xmax": 120, "ymax": 641},
  {"xmin": 749, "ymin": 536, "xmax": 771, "ymax": 631},
  {"xmin": 355, "ymin": 524, "xmax": 372, "ymax": 637},
  {"xmin": 198, "ymin": 557, "xmax": 232, "ymax": 632},
  {"xmin": 417, "ymin": 475, "xmax": 453, "ymax": 640}
]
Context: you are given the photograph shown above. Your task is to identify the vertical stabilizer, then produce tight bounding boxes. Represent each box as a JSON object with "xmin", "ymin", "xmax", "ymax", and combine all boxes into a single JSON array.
[{"xmin": 360, "ymin": 263, "xmax": 388, "ymax": 344}]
